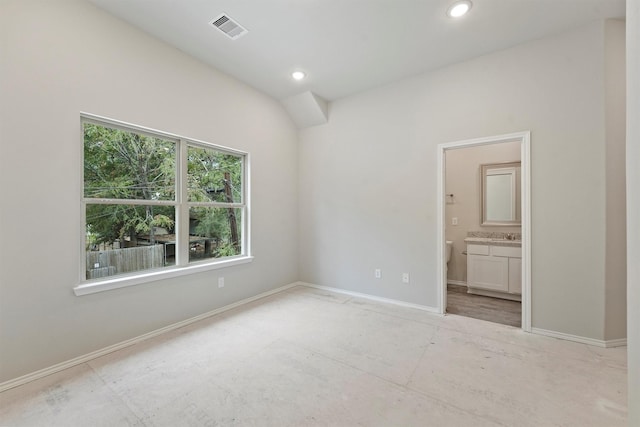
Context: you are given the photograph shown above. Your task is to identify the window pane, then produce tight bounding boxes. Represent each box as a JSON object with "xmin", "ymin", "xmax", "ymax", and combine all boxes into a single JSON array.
[
  {"xmin": 187, "ymin": 146, "xmax": 242, "ymax": 203},
  {"xmin": 84, "ymin": 123, "xmax": 176, "ymax": 201},
  {"xmin": 85, "ymin": 204, "xmax": 176, "ymax": 279},
  {"xmin": 188, "ymin": 207, "xmax": 242, "ymax": 262}
]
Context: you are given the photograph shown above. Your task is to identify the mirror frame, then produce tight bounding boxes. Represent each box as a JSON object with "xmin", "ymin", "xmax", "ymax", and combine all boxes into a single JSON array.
[{"xmin": 481, "ymin": 161, "xmax": 521, "ymax": 226}]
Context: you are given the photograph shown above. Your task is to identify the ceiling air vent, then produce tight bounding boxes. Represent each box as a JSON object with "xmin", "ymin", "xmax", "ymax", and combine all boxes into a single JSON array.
[{"xmin": 210, "ymin": 13, "xmax": 248, "ymax": 40}]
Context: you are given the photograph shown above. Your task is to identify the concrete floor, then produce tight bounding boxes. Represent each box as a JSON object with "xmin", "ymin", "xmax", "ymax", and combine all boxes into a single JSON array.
[{"xmin": 0, "ymin": 285, "xmax": 628, "ymax": 426}]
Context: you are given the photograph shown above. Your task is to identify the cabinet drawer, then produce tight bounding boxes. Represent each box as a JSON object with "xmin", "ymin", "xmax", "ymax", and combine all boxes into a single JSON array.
[
  {"xmin": 467, "ymin": 244, "xmax": 489, "ymax": 255},
  {"xmin": 491, "ymin": 245, "xmax": 521, "ymax": 258}
]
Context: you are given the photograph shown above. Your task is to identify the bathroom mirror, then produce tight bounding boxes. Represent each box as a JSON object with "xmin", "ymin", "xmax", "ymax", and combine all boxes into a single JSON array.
[{"xmin": 481, "ymin": 161, "xmax": 521, "ymax": 226}]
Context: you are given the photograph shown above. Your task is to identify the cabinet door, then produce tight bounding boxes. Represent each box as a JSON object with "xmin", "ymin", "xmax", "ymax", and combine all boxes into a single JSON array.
[
  {"xmin": 508, "ymin": 257, "xmax": 522, "ymax": 294},
  {"xmin": 467, "ymin": 255, "xmax": 509, "ymax": 292}
]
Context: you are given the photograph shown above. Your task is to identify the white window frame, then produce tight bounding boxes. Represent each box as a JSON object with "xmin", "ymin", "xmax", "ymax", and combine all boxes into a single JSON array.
[{"xmin": 74, "ymin": 113, "xmax": 252, "ymax": 296}]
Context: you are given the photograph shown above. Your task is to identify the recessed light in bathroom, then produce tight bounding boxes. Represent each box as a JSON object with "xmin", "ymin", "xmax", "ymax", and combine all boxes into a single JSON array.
[
  {"xmin": 447, "ymin": 0, "xmax": 472, "ymax": 18},
  {"xmin": 291, "ymin": 71, "xmax": 306, "ymax": 81}
]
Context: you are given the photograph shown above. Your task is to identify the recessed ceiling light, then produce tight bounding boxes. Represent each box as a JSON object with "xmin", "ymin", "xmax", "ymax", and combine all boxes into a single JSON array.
[
  {"xmin": 291, "ymin": 71, "xmax": 306, "ymax": 81},
  {"xmin": 447, "ymin": 0, "xmax": 472, "ymax": 18}
]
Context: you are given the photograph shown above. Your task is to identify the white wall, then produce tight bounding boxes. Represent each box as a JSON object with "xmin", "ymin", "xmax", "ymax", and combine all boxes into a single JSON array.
[
  {"xmin": 299, "ymin": 20, "xmax": 626, "ymax": 341},
  {"xmin": 445, "ymin": 142, "xmax": 521, "ymax": 283},
  {"xmin": 626, "ymin": 0, "xmax": 639, "ymax": 423},
  {"xmin": 0, "ymin": 0, "xmax": 298, "ymax": 383},
  {"xmin": 0, "ymin": 0, "xmax": 630, "ymax": 391},
  {"xmin": 604, "ymin": 20, "xmax": 627, "ymax": 341}
]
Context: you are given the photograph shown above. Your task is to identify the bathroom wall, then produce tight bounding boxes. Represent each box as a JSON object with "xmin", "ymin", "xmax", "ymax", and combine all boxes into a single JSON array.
[
  {"xmin": 444, "ymin": 142, "xmax": 521, "ymax": 284},
  {"xmin": 298, "ymin": 19, "xmax": 626, "ymax": 342},
  {"xmin": 0, "ymin": 0, "xmax": 299, "ymax": 383},
  {"xmin": 604, "ymin": 19, "xmax": 627, "ymax": 341},
  {"xmin": 626, "ymin": 0, "xmax": 639, "ymax": 422}
]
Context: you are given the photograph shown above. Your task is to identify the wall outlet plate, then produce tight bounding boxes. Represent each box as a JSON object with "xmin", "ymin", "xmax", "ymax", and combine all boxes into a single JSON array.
[
  {"xmin": 402, "ymin": 273, "xmax": 410, "ymax": 283},
  {"xmin": 375, "ymin": 269, "xmax": 381, "ymax": 279},
  {"xmin": 218, "ymin": 277, "xmax": 225, "ymax": 288}
]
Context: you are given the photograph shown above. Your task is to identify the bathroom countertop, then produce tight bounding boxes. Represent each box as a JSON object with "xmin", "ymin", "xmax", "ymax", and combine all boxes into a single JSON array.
[{"xmin": 464, "ymin": 237, "xmax": 522, "ymax": 247}]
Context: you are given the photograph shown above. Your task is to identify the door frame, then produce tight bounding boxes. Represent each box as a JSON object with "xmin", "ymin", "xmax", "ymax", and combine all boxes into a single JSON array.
[{"xmin": 437, "ymin": 131, "xmax": 531, "ymax": 332}]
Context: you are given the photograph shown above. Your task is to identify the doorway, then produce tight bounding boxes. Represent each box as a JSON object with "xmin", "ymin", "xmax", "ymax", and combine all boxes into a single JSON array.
[{"xmin": 437, "ymin": 131, "xmax": 531, "ymax": 331}]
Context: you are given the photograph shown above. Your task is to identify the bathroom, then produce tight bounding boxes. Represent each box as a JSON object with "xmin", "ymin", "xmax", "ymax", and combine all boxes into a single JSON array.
[{"xmin": 444, "ymin": 140, "xmax": 522, "ymax": 327}]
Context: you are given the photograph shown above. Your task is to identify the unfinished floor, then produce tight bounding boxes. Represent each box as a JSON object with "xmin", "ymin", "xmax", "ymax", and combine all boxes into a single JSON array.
[{"xmin": 0, "ymin": 285, "xmax": 628, "ymax": 426}]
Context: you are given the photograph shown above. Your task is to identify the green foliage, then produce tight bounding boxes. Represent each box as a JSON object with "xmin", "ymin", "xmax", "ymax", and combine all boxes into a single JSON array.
[
  {"xmin": 152, "ymin": 214, "xmax": 174, "ymax": 230},
  {"xmin": 214, "ymin": 241, "xmax": 240, "ymax": 258},
  {"xmin": 192, "ymin": 207, "xmax": 227, "ymax": 240},
  {"xmin": 84, "ymin": 122, "xmax": 242, "ymax": 256},
  {"xmin": 84, "ymin": 123, "xmax": 175, "ymax": 200},
  {"xmin": 86, "ymin": 204, "xmax": 174, "ymax": 246},
  {"xmin": 187, "ymin": 146, "xmax": 242, "ymax": 203},
  {"xmin": 187, "ymin": 146, "xmax": 242, "ymax": 253},
  {"xmin": 84, "ymin": 123, "xmax": 176, "ymax": 245}
]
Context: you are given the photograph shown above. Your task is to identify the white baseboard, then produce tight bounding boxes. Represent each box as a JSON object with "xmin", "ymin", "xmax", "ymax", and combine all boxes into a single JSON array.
[
  {"xmin": 531, "ymin": 328, "xmax": 627, "ymax": 348},
  {"xmin": 602, "ymin": 338, "xmax": 628, "ymax": 348},
  {"xmin": 446, "ymin": 285, "xmax": 626, "ymax": 348},
  {"xmin": 0, "ymin": 282, "xmax": 300, "ymax": 393},
  {"xmin": 298, "ymin": 282, "xmax": 441, "ymax": 314},
  {"xmin": 300, "ymin": 283, "xmax": 627, "ymax": 348},
  {"xmin": 4, "ymin": 282, "xmax": 624, "ymax": 393},
  {"xmin": 467, "ymin": 287, "xmax": 521, "ymax": 302}
]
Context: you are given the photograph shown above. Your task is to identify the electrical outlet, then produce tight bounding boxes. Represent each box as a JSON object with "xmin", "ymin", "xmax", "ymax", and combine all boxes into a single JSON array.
[
  {"xmin": 218, "ymin": 277, "xmax": 225, "ymax": 288},
  {"xmin": 375, "ymin": 269, "xmax": 381, "ymax": 279},
  {"xmin": 402, "ymin": 273, "xmax": 410, "ymax": 283},
  {"xmin": 452, "ymin": 217, "xmax": 458, "ymax": 226}
]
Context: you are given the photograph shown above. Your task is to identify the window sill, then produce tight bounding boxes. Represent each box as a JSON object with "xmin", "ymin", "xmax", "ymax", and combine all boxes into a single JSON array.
[{"xmin": 73, "ymin": 256, "xmax": 254, "ymax": 296}]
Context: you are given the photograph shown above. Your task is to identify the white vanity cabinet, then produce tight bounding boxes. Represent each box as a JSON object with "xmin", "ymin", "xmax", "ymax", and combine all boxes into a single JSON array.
[
  {"xmin": 467, "ymin": 243, "xmax": 521, "ymax": 300},
  {"xmin": 508, "ymin": 257, "xmax": 522, "ymax": 294}
]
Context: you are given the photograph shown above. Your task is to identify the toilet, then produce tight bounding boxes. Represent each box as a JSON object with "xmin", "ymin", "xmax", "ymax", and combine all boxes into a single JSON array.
[{"xmin": 446, "ymin": 240, "xmax": 453, "ymax": 265}]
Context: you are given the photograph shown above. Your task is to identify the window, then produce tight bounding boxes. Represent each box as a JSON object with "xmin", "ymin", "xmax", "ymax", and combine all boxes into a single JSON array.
[{"xmin": 80, "ymin": 114, "xmax": 250, "ymax": 291}]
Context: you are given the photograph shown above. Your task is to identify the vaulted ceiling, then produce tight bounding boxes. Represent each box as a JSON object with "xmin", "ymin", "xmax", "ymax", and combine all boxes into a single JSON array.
[{"xmin": 88, "ymin": 0, "xmax": 625, "ymax": 102}]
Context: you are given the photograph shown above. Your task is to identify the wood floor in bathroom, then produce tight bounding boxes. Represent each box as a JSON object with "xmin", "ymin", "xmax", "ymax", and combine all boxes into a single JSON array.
[{"xmin": 447, "ymin": 284, "xmax": 521, "ymax": 327}]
